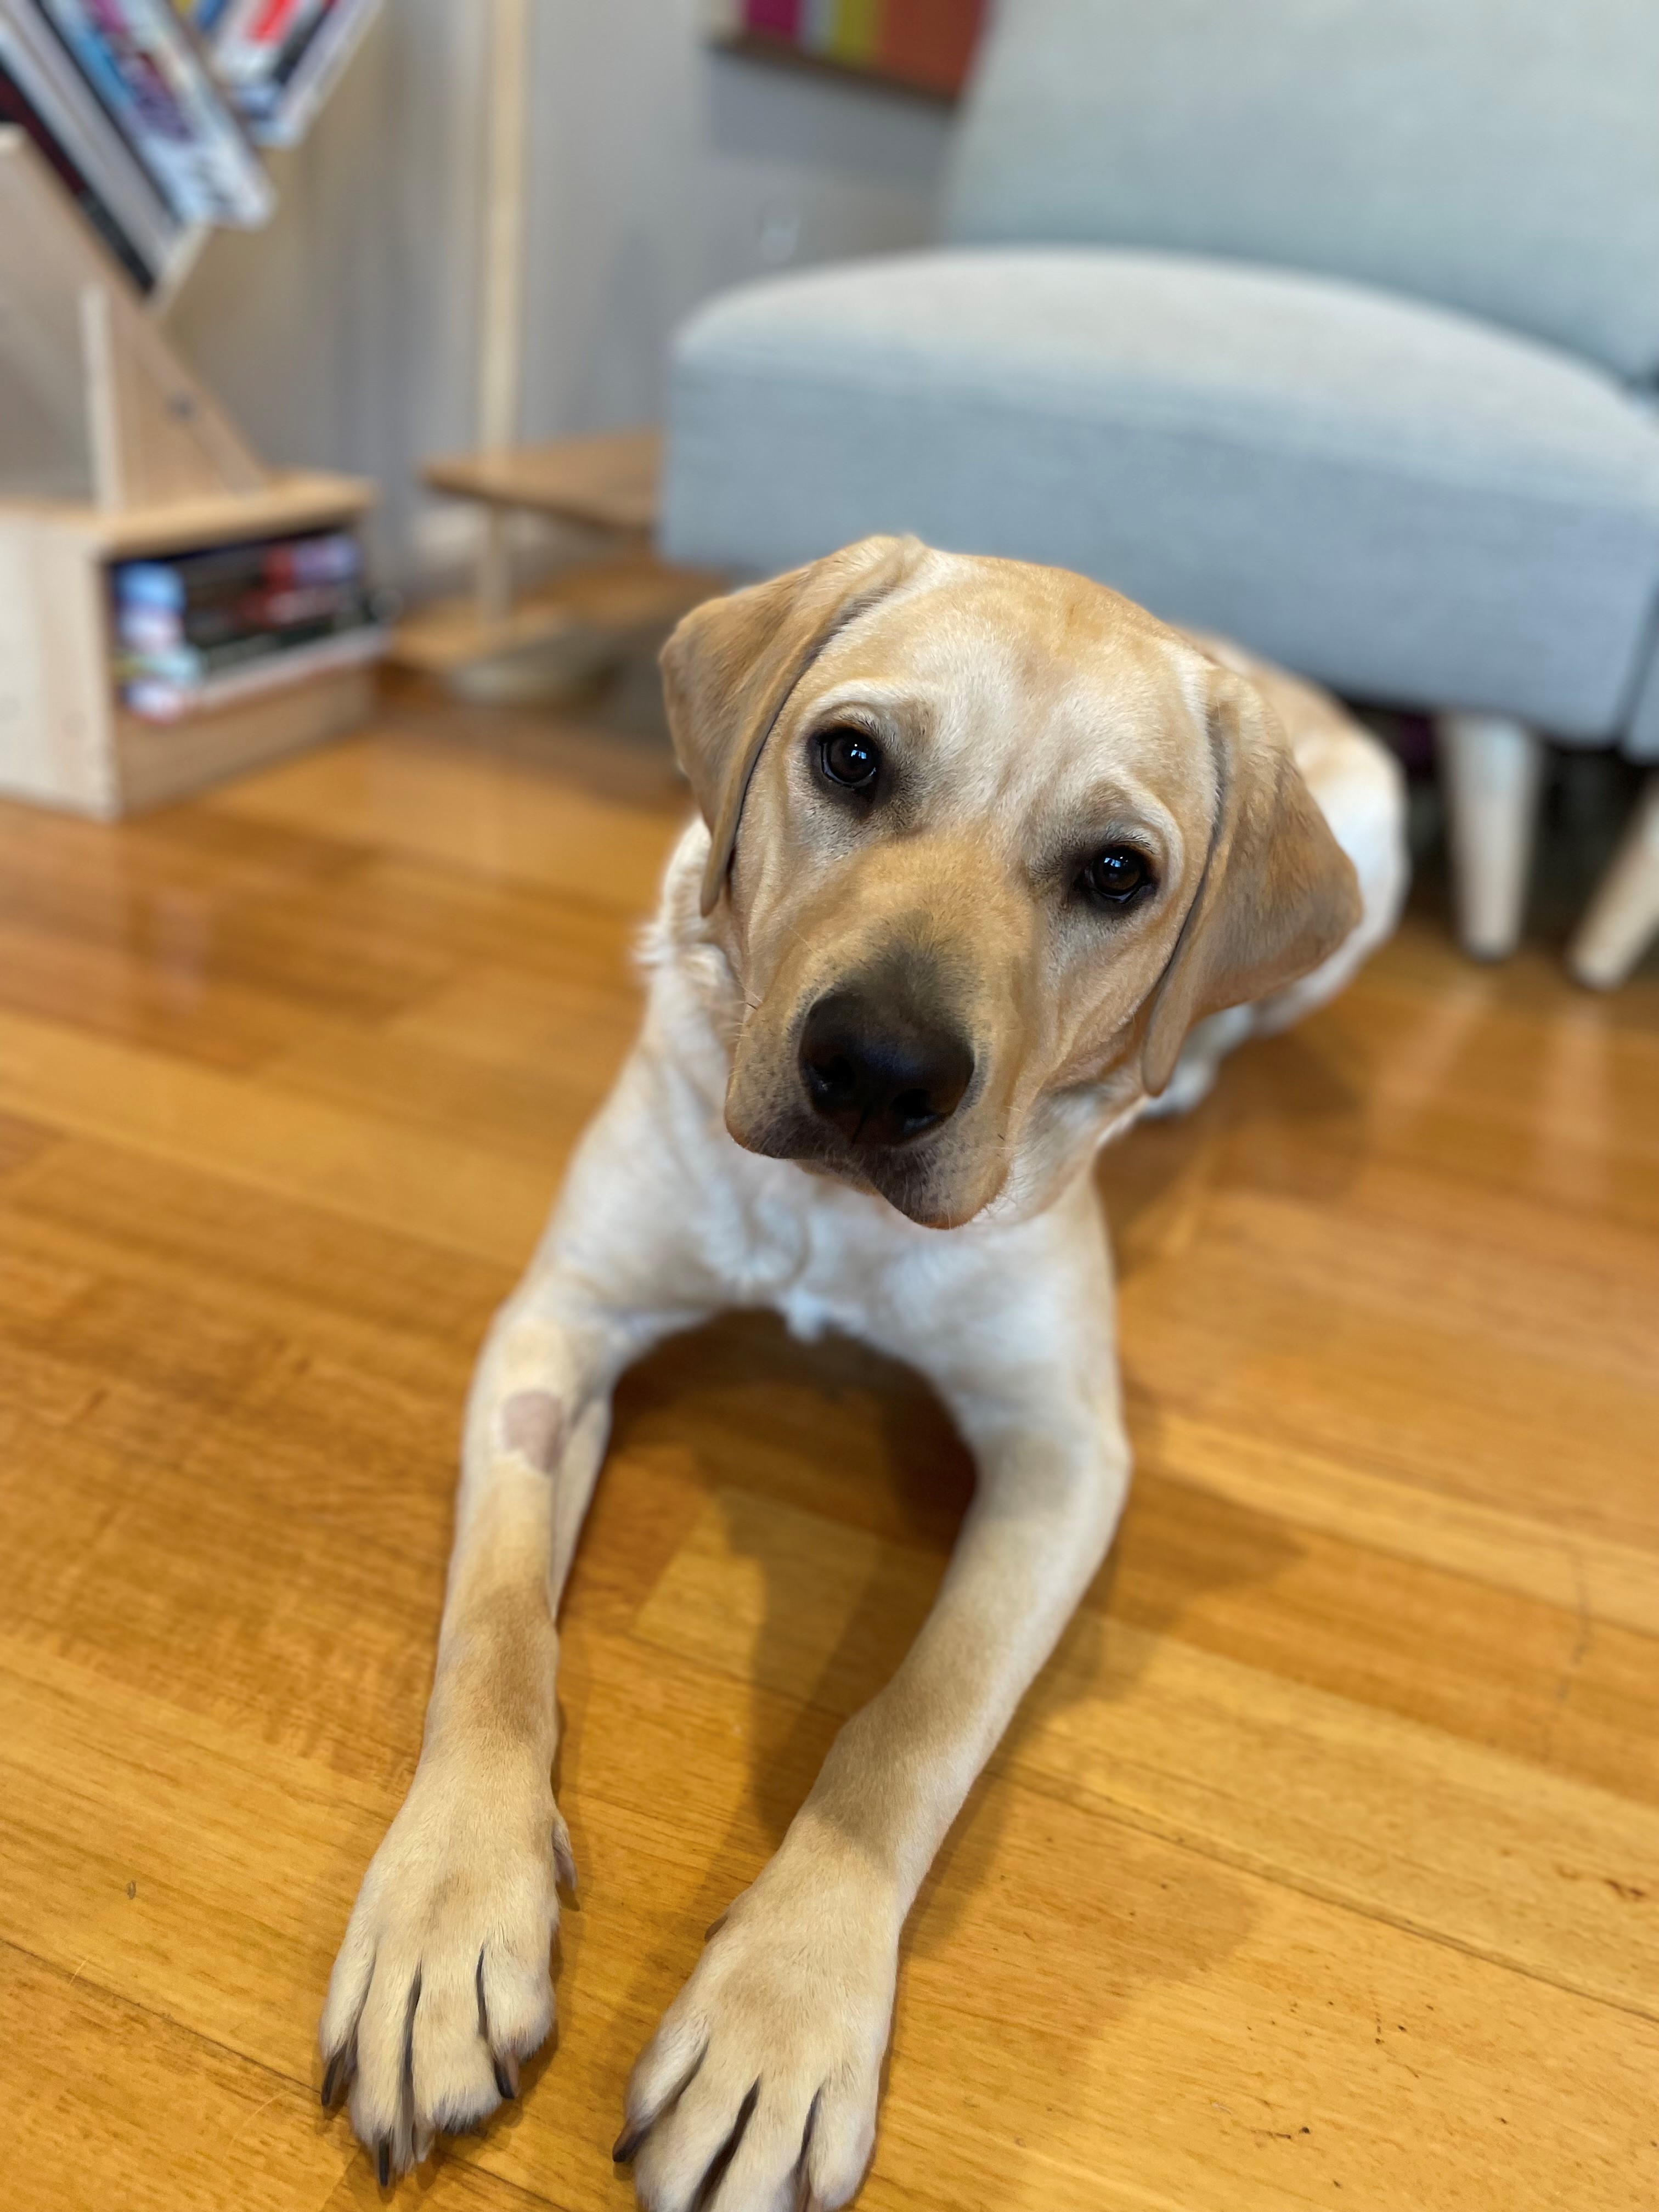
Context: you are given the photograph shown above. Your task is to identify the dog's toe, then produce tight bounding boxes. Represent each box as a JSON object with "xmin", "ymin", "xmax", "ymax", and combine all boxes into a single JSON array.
[
  {"xmin": 320, "ymin": 1760, "xmax": 564, "ymax": 2181},
  {"xmin": 619, "ymin": 1848, "xmax": 895, "ymax": 2211}
]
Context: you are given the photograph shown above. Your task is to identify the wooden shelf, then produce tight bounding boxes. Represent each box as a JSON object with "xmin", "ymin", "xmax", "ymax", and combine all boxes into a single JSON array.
[
  {"xmin": 3, "ymin": 469, "xmax": 377, "ymax": 559},
  {"xmin": 421, "ymin": 428, "xmax": 662, "ymax": 534},
  {"xmin": 112, "ymin": 664, "xmax": 376, "ymax": 813},
  {"xmin": 0, "ymin": 472, "xmax": 382, "ymax": 817},
  {"xmin": 0, "ymin": 136, "xmax": 382, "ymax": 816},
  {"xmin": 388, "ymin": 551, "xmax": 718, "ymax": 678}
]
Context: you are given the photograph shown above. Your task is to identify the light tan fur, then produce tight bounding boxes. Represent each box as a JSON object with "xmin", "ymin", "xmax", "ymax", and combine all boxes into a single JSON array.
[{"xmin": 319, "ymin": 541, "xmax": 1407, "ymax": 2206}]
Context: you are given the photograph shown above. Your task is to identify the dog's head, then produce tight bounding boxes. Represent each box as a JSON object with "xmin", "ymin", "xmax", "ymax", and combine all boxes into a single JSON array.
[{"xmin": 663, "ymin": 537, "xmax": 1359, "ymax": 1228}]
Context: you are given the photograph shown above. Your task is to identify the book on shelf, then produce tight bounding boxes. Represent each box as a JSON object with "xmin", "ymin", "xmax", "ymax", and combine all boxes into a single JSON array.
[
  {"xmin": 112, "ymin": 524, "xmax": 391, "ymax": 721},
  {"xmin": 0, "ymin": 0, "xmax": 386, "ymax": 296},
  {"xmin": 0, "ymin": 4, "xmax": 186, "ymax": 289},
  {"xmin": 207, "ymin": 0, "xmax": 385, "ymax": 149},
  {"xmin": 30, "ymin": 0, "xmax": 273, "ymax": 226}
]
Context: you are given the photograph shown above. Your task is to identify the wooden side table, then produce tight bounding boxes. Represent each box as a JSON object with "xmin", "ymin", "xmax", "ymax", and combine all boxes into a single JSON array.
[{"xmin": 387, "ymin": 428, "xmax": 719, "ymax": 685}]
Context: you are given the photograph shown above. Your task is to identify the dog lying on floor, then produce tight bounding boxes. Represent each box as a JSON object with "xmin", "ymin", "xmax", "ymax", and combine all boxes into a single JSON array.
[{"xmin": 319, "ymin": 536, "xmax": 1407, "ymax": 2205}]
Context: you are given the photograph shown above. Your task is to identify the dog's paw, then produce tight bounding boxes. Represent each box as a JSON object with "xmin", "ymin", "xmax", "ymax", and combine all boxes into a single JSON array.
[
  {"xmin": 616, "ymin": 1844, "xmax": 899, "ymax": 2211},
  {"xmin": 318, "ymin": 1752, "xmax": 575, "ymax": 2181}
]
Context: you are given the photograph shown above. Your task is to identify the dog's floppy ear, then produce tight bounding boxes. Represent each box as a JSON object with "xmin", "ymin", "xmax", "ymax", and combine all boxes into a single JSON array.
[
  {"xmin": 1142, "ymin": 663, "xmax": 1362, "ymax": 1094},
  {"xmin": 661, "ymin": 535, "xmax": 924, "ymax": 916}
]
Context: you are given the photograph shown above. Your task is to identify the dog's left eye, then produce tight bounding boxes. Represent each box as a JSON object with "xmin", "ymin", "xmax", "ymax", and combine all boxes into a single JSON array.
[
  {"xmin": 1080, "ymin": 846, "xmax": 1155, "ymax": 906},
  {"xmin": 818, "ymin": 727, "xmax": 882, "ymax": 792}
]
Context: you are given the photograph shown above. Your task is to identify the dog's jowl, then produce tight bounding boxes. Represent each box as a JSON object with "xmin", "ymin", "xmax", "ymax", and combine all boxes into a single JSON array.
[{"xmin": 319, "ymin": 539, "xmax": 1407, "ymax": 2208}]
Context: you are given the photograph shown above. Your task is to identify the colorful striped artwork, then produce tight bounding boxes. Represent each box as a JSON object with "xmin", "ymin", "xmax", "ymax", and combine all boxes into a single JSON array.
[{"xmin": 708, "ymin": 0, "xmax": 986, "ymax": 99}]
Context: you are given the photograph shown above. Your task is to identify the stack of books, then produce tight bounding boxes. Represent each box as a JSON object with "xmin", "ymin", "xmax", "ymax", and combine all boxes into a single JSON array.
[
  {"xmin": 112, "ymin": 526, "xmax": 389, "ymax": 721},
  {"xmin": 0, "ymin": 0, "xmax": 383, "ymax": 294}
]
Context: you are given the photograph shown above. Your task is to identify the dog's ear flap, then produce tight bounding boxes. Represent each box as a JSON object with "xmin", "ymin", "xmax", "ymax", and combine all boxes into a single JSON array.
[
  {"xmin": 1142, "ymin": 663, "xmax": 1362, "ymax": 1095},
  {"xmin": 661, "ymin": 535, "xmax": 925, "ymax": 916}
]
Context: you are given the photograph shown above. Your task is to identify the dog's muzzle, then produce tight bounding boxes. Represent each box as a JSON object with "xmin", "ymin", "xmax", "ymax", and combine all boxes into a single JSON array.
[{"xmin": 798, "ymin": 985, "xmax": 974, "ymax": 1152}]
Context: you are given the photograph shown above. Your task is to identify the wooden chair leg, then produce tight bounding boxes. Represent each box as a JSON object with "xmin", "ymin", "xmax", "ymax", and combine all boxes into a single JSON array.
[
  {"xmin": 1434, "ymin": 713, "xmax": 1545, "ymax": 960},
  {"xmin": 1566, "ymin": 772, "xmax": 1659, "ymax": 990}
]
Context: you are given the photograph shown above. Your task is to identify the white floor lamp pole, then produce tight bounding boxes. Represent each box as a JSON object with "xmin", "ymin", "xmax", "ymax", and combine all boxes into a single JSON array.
[{"xmin": 476, "ymin": 0, "xmax": 530, "ymax": 622}]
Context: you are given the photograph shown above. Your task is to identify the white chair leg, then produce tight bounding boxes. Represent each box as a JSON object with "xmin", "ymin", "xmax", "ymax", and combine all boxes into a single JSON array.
[
  {"xmin": 1434, "ymin": 713, "xmax": 1545, "ymax": 960},
  {"xmin": 1566, "ymin": 772, "xmax": 1659, "ymax": 990}
]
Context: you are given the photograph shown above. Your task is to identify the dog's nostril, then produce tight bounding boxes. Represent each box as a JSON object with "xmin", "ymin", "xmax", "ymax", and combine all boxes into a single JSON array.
[
  {"xmin": 890, "ymin": 1087, "xmax": 943, "ymax": 1137},
  {"xmin": 804, "ymin": 1052, "xmax": 858, "ymax": 1111},
  {"xmin": 799, "ymin": 988, "xmax": 974, "ymax": 1150}
]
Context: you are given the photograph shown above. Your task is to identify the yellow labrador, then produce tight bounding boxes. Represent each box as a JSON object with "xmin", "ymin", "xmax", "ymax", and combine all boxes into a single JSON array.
[{"xmin": 319, "ymin": 539, "xmax": 1407, "ymax": 2204}]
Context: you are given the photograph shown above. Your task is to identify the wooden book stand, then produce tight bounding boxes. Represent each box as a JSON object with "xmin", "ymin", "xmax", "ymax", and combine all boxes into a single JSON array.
[{"xmin": 0, "ymin": 129, "xmax": 376, "ymax": 816}]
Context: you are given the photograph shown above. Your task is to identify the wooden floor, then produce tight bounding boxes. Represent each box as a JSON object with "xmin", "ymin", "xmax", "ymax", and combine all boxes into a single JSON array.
[{"xmin": 2, "ymin": 686, "xmax": 1657, "ymax": 2212}]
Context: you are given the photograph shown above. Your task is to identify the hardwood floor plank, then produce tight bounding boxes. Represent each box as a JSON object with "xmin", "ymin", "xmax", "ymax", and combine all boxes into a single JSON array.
[
  {"xmin": 557, "ymin": 1633, "xmax": 1659, "ymax": 2212},
  {"xmin": 0, "ymin": 1940, "xmax": 351, "ymax": 2212},
  {"xmin": 3, "ymin": 1137, "xmax": 505, "ymax": 1359},
  {"xmin": 594, "ymin": 1321, "xmax": 1657, "ymax": 1803},
  {"xmin": 0, "ymin": 916, "xmax": 354, "ymax": 1074},
  {"xmin": 6, "ymin": 1611, "xmax": 1654, "ymax": 2212},
  {"xmin": 0, "ymin": 1108, "xmax": 61, "ymax": 1181},
  {"xmin": 1142, "ymin": 1410, "xmax": 1659, "ymax": 1632},
  {"xmin": 1120, "ymin": 1268, "xmax": 1659, "ymax": 1553},
  {"xmin": 210, "ymin": 730, "xmax": 682, "ymax": 916},
  {"xmin": 385, "ymin": 963, "xmax": 644, "ymax": 1070},
  {"xmin": 0, "ymin": 1005, "xmax": 556, "ymax": 1266},
  {"xmin": 261, "ymin": 1019, "xmax": 627, "ymax": 1164},
  {"xmin": 633, "ymin": 1488, "xmax": 1659, "ymax": 2015},
  {"xmin": 289, "ymin": 854, "xmax": 642, "ymax": 993},
  {"xmin": 868, "ymin": 1776, "xmax": 1659, "ymax": 2212},
  {"xmin": 1107, "ymin": 1469, "xmax": 1659, "ymax": 1808}
]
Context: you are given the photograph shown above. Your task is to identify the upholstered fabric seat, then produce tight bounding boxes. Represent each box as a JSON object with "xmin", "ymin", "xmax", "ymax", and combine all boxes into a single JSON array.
[{"xmin": 663, "ymin": 246, "xmax": 1659, "ymax": 741}]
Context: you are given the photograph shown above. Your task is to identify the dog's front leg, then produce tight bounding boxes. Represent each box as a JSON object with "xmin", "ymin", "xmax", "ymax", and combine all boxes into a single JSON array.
[
  {"xmin": 318, "ymin": 1262, "xmax": 672, "ymax": 2180},
  {"xmin": 619, "ymin": 1312, "xmax": 1130, "ymax": 2211}
]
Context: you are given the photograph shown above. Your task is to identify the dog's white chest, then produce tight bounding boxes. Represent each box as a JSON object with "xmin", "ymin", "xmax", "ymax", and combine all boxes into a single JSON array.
[{"xmin": 690, "ymin": 1131, "xmax": 922, "ymax": 1346}]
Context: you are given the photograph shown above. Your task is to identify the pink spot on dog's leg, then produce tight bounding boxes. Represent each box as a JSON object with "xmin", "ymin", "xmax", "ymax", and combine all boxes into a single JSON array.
[{"xmin": 500, "ymin": 1389, "xmax": 565, "ymax": 1475}]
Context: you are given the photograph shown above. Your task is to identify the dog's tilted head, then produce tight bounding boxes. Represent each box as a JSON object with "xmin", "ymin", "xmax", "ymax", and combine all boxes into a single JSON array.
[{"xmin": 662, "ymin": 536, "xmax": 1360, "ymax": 1229}]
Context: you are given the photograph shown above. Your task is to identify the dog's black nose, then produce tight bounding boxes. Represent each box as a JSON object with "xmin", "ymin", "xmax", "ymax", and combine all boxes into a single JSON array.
[{"xmin": 799, "ymin": 988, "xmax": 974, "ymax": 1149}]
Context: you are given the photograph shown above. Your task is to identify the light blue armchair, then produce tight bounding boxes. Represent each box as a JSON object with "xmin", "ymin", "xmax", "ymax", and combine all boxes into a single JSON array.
[{"xmin": 661, "ymin": 0, "xmax": 1659, "ymax": 981}]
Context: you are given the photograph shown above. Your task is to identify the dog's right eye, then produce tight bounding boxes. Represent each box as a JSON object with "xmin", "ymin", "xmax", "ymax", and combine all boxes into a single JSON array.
[{"xmin": 818, "ymin": 727, "xmax": 882, "ymax": 792}]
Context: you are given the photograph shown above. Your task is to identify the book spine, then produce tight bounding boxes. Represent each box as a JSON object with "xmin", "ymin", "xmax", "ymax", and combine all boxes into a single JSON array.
[
  {"xmin": 4, "ymin": 0, "xmax": 181, "ymax": 261},
  {"xmin": 35, "ymin": 0, "xmax": 274, "ymax": 228},
  {"xmin": 122, "ymin": 620, "xmax": 385, "ymax": 723},
  {"xmin": 112, "ymin": 530, "xmax": 379, "ymax": 713},
  {"xmin": 0, "ymin": 33, "xmax": 154, "ymax": 286},
  {"xmin": 254, "ymin": 0, "xmax": 383, "ymax": 151}
]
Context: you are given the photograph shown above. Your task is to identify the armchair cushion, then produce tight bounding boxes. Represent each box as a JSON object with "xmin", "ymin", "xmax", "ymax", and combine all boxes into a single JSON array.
[
  {"xmin": 662, "ymin": 247, "xmax": 1659, "ymax": 740},
  {"xmin": 945, "ymin": 0, "xmax": 1659, "ymax": 384}
]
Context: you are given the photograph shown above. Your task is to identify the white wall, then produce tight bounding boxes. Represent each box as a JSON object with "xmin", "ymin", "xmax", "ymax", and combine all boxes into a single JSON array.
[{"xmin": 167, "ymin": 1, "xmax": 953, "ymax": 584}]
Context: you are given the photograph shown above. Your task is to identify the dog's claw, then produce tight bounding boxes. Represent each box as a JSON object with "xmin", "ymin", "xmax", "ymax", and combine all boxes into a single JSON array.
[
  {"xmin": 551, "ymin": 1809, "xmax": 579, "ymax": 1902},
  {"xmin": 376, "ymin": 2139, "xmax": 390, "ymax": 2188},
  {"xmin": 613, "ymin": 2121, "xmax": 647, "ymax": 2164},
  {"xmin": 320, "ymin": 2051, "xmax": 342, "ymax": 2108},
  {"xmin": 493, "ymin": 2055, "xmax": 515, "ymax": 2101}
]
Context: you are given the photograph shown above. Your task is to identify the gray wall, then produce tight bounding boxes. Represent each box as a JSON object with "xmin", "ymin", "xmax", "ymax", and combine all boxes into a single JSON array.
[{"xmin": 167, "ymin": 0, "xmax": 952, "ymax": 584}]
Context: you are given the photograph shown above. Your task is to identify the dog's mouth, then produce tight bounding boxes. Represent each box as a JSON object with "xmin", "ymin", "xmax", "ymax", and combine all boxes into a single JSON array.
[{"xmin": 727, "ymin": 1096, "xmax": 992, "ymax": 1230}]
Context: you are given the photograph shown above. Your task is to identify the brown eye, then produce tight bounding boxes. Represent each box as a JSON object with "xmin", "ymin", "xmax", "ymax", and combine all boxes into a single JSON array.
[
  {"xmin": 819, "ymin": 727, "xmax": 882, "ymax": 792},
  {"xmin": 1081, "ymin": 845, "xmax": 1154, "ymax": 906}
]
